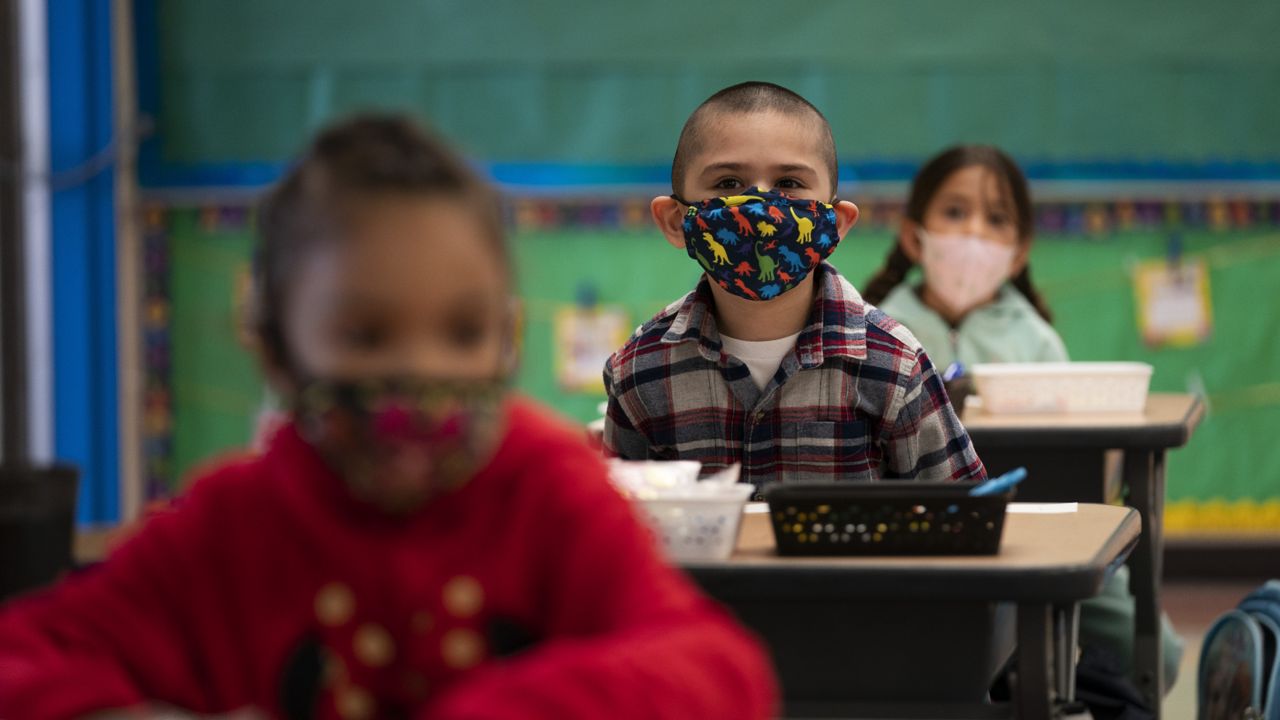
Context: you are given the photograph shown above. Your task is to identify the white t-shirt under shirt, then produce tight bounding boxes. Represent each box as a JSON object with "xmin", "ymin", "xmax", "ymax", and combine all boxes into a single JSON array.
[{"xmin": 718, "ymin": 331, "xmax": 802, "ymax": 391}]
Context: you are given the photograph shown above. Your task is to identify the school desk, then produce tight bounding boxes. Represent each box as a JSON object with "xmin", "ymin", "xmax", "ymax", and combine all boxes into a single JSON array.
[
  {"xmin": 686, "ymin": 504, "xmax": 1140, "ymax": 720},
  {"xmin": 963, "ymin": 392, "xmax": 1204, "ymax": 713},
  {"xmin": 74, "ymin": 525, "xmax": 113, "ymax": 565}
]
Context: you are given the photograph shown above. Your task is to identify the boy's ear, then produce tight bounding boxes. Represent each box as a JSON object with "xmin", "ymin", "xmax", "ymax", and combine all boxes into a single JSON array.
[
  {"xmin": 899, "ymin": 219, "xmax": 924, "ymax": 264},
  {"xmin": 651, "ymin": 196, "xmax": 687, "ymax": 249},
  {"xmin": 834, "ymin": 200, "xmax": 860, "ymax": 239}
]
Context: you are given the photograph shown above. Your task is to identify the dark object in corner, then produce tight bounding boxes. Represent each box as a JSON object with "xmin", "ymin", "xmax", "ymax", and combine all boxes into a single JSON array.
[{"xmin": 0, "ymin": 465, "xmax": 79, "ymax": 601}]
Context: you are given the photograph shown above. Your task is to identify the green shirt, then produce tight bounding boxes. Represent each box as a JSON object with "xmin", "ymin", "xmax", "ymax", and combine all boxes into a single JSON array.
[{"xmin": 876, "ymin": 283, "xmax": 1068, "ymax": 371}]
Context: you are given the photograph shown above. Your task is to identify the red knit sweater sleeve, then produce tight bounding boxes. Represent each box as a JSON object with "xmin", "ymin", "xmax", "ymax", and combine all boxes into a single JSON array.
[
  {"xmin": 424, "ymin": 402, "xmax": 777, "ymax": 720},
  {"xmin": 0, "ymin": 464, "xmax": 250, "ymax": 719}
]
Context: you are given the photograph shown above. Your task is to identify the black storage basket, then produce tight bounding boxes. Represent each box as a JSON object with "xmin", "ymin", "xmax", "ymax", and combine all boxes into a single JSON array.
[
  {"xmin": 1, "ymin": 464, "xmax": 79, "ymax": 599},
  {"xmin": 763, "ymin": 481, "xmax": 1013, "ymax": 556}
]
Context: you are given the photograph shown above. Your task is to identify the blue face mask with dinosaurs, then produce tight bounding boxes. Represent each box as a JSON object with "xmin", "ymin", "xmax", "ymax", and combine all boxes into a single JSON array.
[{"xmin": 673, "ymin": 187, "xmax": 841, "ymax": 301}]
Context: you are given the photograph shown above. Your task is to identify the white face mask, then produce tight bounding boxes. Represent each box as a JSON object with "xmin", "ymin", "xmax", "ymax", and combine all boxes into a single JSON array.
[{"xmin": 917, "ymin": 229, "xmax": 1017, "ymax": 316}]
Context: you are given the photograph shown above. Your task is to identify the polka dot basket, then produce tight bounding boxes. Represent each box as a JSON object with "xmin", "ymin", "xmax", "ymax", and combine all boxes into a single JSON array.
[{"xmin": 763, "ymin": 481, "xmax": 1012, "ymax": 556}]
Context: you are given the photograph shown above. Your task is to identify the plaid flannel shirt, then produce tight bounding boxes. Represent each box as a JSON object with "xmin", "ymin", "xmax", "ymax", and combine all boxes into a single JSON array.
[{"xmin": 603, "ymin": 263, "xmax": 986, "ymax": 490}]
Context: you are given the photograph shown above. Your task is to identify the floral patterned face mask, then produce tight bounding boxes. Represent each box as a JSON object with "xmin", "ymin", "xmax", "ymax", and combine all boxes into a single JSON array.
[
  {"xmin": 673, "ymin": 187, "xmax": 841, "ymax": 301},
  {"xmin": 293, "ymin": 376, "xmax": 507, "ymax": 513}
]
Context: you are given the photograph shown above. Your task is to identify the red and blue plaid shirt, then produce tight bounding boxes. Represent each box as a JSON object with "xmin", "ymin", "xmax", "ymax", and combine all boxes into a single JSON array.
[{"xmin": 603, "ymin": 263, "xmax": 986, "ymax": 489}]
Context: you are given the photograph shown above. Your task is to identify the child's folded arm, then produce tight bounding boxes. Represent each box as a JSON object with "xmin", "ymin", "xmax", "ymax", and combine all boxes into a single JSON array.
[
  {"xmin": 430, "ymin": 436, "xmax": 776, "ymax": 719},
  {"xmin": 0, "ymin": 468, "xmax": 250, "ymax": 719},
  {"xmin": 423, "ymin": 613, "xmax": 774, "ymax": 720},
  {"xmin": 0, "ymin": 609, "xmax": 143, "ymax": 720},
  {"xmin": 0, "ymin": 558, "xmax": 189, "ymax": 718}
]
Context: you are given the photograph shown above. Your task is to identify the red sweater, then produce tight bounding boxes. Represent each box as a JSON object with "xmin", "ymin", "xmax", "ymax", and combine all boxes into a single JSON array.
[{"xmin": 0, "ymin": 397, "xmax": 776, "ymax": 719}]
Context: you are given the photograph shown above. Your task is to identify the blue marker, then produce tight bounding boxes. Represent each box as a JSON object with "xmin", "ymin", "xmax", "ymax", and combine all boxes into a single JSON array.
[
  {"xmin": 942, "ymin": 361, "xmax": 966, "ymax": 383},
  {"xmin": 970, "ymin": 467, "xmax": 1027, "ymax": 497}
]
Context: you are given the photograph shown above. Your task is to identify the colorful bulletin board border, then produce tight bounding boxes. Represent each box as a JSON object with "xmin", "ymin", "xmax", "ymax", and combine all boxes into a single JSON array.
[
  {"xmin": 142, "ymin": 206, "xmax": 172, "ymax": 501},
  {"xmin": 506, "ymin": 196, "xmax": 1280, "ymax": 234}
]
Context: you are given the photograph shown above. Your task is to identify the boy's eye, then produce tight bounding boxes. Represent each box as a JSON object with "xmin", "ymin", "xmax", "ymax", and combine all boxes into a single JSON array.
[
  {"xmin": 341, "ymin": 324, "xmax": 388, "ymax": 350},
  {"xmin": 943, "ymin": 206, "xmax": 967, "ymax": 221},
  {"xmin": 775, "ymin": 178, "xmax": 804, "ymax": 190},
  {"xmin": 988, "ymin": 213, "xmax": 1010, "ymax": 227},
  {"xmin": 713, "ymin": 177, "xmax": 743, "ymax": 191}
]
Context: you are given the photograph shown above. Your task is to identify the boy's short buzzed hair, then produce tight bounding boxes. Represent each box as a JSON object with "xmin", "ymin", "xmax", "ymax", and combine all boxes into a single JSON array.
[{"xmin": 670, "ymin": 81, "xmax": 838, "ymax": 196}]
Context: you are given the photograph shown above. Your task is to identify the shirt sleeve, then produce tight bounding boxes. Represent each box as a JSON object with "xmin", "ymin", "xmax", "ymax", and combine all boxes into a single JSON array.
[
  {"xmin": 1038, "ymin": 327, "xmax": 1070, "ymax": 363},
  {"xmin": 601, "ymin": 358, "xmax": 655, "ymax": 460},
  {"xmin": 424, "ymin": 435, "xmax": 778, "ymax": 720},
  {"xmin": 882, "ymin": 347, "xmax": 987, "ymax": 482},
  {"xmin": 0, "ymin": 473, "xmax": 249, "ymax": 719}
]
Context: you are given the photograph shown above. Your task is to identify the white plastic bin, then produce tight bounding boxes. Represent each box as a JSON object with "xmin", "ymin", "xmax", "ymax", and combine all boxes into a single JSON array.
[
  {"xmin": 606, "ymin": 460, "xmax": 702, "ymax": 498},
  {"xmin": 639, "ymin": 483, "xmax": 754, "ymax": 562},
  {"xmin": 970, "ymin": 362, "xmax": 1153, "ymax": 414}
]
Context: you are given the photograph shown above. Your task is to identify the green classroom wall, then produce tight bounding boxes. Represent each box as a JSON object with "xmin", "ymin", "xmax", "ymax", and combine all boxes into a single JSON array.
[
  {"xmin": 156, "ymin": 0, "xmax": 1280, "ymax": 165},
  {"xmin": 162, "ymin": 206, "xmax": 1280, "ymax": 521},
  {"xmin": 166, "ymin": 212, "xmax": 262, "ymax": 477}
]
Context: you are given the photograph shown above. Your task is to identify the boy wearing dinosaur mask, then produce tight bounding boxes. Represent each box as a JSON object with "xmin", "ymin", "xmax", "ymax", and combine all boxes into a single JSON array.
[{"xmin": 603, "ymin": 81, "xmax": 985, "ymax": 488}]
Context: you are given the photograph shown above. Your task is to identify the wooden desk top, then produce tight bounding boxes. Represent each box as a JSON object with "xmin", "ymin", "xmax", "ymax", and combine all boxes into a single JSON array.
[
  {"xmin": 962, "ymin": 393, "xmax": 1204, "ymax": 449},
  {"xmin": 79, "ymin": 506, "xmax": 1138, "ymax": 605},
  {"xmin": 687, "ymin": 504, "xmax": 1140, "ymax": 603},
  {"xmin": 74, "ymin": 526, "xmax": 118, "ymax": 565}
]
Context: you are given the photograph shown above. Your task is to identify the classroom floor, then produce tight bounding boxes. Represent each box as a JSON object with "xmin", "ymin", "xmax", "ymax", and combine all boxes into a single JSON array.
[{"xmin": 1160, "ymin": 579, "xmax": 1259, "ymax": 720}]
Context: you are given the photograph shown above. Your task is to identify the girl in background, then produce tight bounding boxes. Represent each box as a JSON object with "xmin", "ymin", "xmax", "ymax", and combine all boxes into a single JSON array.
[
  {"xmin": 865, "ymin": 145, "xmax": 1183, "ymax": 701},
  {"xmin": 863, "ymin": 144, "xmax": 1066, "ymax": 371}
]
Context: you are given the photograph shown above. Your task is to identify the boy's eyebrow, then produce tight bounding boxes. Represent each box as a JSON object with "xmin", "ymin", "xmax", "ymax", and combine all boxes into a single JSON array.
[{"xmin": 699, "ymin": 161, "xmax": 818, "ymax": 176}]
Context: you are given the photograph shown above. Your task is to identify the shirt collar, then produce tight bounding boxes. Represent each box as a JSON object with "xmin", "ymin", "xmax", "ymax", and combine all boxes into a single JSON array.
[{"xmin": 661, "ymin": 263, "xmax": 868, "ymax": 366}]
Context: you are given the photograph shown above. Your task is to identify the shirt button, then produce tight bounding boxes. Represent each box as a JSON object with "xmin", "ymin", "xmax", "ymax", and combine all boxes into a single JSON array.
[{"xmin": 753, "ymin": 410, "xmax": 765, "ymax": 422}]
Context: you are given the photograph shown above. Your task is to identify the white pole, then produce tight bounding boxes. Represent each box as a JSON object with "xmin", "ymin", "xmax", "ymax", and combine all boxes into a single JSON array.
[
  {"xmin": 17, "ymin": 0, "xmax": 52, "ymax": 464},
  {"xmin": 113, "ymin": 0, "xmax": 142, "ymax": 521}
]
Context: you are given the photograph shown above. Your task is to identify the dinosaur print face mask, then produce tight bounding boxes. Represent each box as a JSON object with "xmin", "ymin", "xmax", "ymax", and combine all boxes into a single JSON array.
[{"xmin": 673, "ymin": 187, "xmax": 841, "ymax": 301}]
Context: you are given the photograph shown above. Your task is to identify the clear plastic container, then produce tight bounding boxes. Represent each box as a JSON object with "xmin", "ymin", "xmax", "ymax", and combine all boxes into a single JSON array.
[
  {"xmin": 607, "ymin": 460, "xmax": 702, "ymax": 498},
  {"xmin": 639, "ymin": 483, "xmax": 755, "ymax": 562},
  {"xmin": 970, "ymin": 362, "xmax": 1153, "ymax": 414}
]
